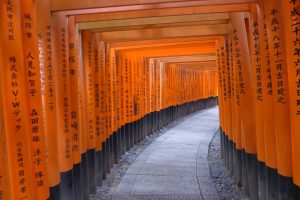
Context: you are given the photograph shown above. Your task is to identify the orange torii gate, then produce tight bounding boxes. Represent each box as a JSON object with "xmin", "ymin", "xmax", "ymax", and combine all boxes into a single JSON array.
[{"xmin": 3, "ymin": 0, "xmax": 300, "ymax": 200}]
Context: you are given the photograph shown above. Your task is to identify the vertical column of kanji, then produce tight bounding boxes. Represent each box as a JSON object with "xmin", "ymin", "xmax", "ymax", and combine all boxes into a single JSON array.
[
  {"xmin": 216, "ymin": 41, "xmax": 225, "ymax": 137},
  {"xmin": 280, "ymin": 0, "xmax": 300, "ymax": 196},
  {"xmin": 225, "ymin": 37, "xmax": 234, "ymax": 155},
  {"xmin": 161, "ymin": 64, "xmax": 166, "ymax": 110},
  {"xmin": 117, "ymin": 51, "xmax": 126, "ymax": 153},
  {"xmin": 139, "ymin": 57, "xmax": 145, "ymax": 139},
  {"xmin": 103, "ymin": 44, "xmax": 110, "ymax": 171},
  {"xmin": 230, "ymin": 12, "xmax": 259, "ymax": 199},
  {"xmin": 20, "ymin": 0, "xmax": 50, "ymax": 198},
  {"xmin": 230, "ymin": 34, "xmax": 243, "ymax": 186},
  {"xmin": 232, "ymin": 29, "xmax": 249, "ymax": 193},
  {"xmin": 100, "ymin": 42, "xmax": 109, "ymax": 179},
  {"xmin": 132, "ymin": 55, "xmax": 139, "ymax": 143},
  {"xmin": 165, "ymin": 63, "xmax": 168, "ymax": 117},
  {"xmin": 93, "ymin": 35, "xmax": 104, "ymax": 186},
  {"xmin": 142, "ymin": 57, "xmax": 147, "ymax": 134},
  {"xmin": 126, "ymin": 54, "xmax": 133, "ymax": 146},
  {"xmin": 142, "ymin": 56, "xmax": 146, "ymax": 136},
  {"xmin": 125, "ymin": 53, "xmax": 134, "ymax": 145},
  {"xmin": 122, "ymin": 53, "xmax": 127, "ymax": 127},
  {"xmin": 114, "ymin": 47, "xmax": 121, "ymax": 162},
  {"xmin": 149, "ymin": 59, "xmax": 154, "ymax": 132},
  {"xmin": 220, "ymin": 39, "xmax": 229, "ymax": 141},
  {"xmin": 117, "ymin": 49, "xmax": 123, "ymax": 159},
  {"xmin": 156, "ymin": 61, "xmax": 163, "ymax": 123},
  {"xmin": 256, "ymin": 2, "xmax": 278, "ymax": 199},
  {"xmin": 222, "ymin": 37, "xmax": 231, "ymax": 178},
  {"xmin": 0, "ymin": 58, "xmax": 10, "ymax": 200},
  {"xmin": 81, "ymin": 30, "xmax": 97, "ymax": 195},
  {"xmin": 220, "ymin": 44, "xmax": 228, "ymax": 154},
  {"xmin": 36, "ymin": 1, "xmax": 60, "ymax": 198},
  {"xmin": 156, "ymin": 60, "xmax": 161, "ymax": 128},
  {"xmin": 109, "ymin": 46, "xmax": 118, "ymax": 164},
  {"xmin": 109, "ymin": 46, "xmax": 117, "ymax": 138},
  {"xmin": 248, "ymin": 5, "xmax": 269, "ymax": 199},
  {"xmin": 68, "ymin": 16, "xmax": 83, "ymax": 200},
  {"xmin": 105, "ymin": 44, "xmax": 114, "ymax": 168},
  {"xmin": 77, "ymin": 29, "xmax": 89, "ymax": 200},
  {"xmin": 264, "ymin": 1, "xmax": 293, "ymax": 198},
  {"xmin": 217, "ymin": 39, "xmax": 226, "ymax": 166},
  {"xmin": 52, "ymin": 13, "xmax": 74, "ymax": 200},
  {"xmin": 128, "ymin": 54, "xmax": 135, "ymax": 141},
  {"xmin": 136, "ymin": 56, "xmax": 141, "ymax": 121},
  {"xmin": 93, "ymin": 36, "xmax": 100, "ymax": 151},
  {"xmin": 97, "ymin": 40, "xmax": 107, "ymax": 180},
  {"xmin": 0, "ymin": 0, "xmax": 34, "ymax": 199},
  {"xmin": 144, "ymin": 58, "xmax": 150, "ymax": 135},
  {"xmin": 152, "ymin": 61, "xmax": 157, "ymax": 126},
  {"xmin": 133, "ymin": 55, "xmax": 139, "ymax": 143},
  {"xmin": 228, "ymin": 38, "xmax": 236, "ymax": 151},
  {"xmin": 159, "ymin": 62, "xmax": 163, "ymax": 114},
  {"xmin": 123, "ymin": 54, "xmax": 128, "ymax": 125},
  {"xmin": 136, "ymin": 56, "xmax": 141, "ymax": 123}
]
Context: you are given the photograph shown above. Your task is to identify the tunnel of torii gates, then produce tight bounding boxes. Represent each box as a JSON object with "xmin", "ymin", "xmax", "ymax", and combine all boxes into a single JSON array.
[{"xmin": 1, "ymin": 0, "xmax": 300, "ymax": 200}]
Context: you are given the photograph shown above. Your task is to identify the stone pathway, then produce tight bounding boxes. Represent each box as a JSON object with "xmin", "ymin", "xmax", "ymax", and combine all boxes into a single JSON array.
[{"xmin": 113, "ymin": 107, "xmax": 220, "ymax": 200}]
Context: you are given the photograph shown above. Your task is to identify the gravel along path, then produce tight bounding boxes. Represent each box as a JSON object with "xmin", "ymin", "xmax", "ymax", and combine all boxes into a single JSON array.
[{"xmin": 208, "ymin": 130, "xmax": 250, "ymax": 200}]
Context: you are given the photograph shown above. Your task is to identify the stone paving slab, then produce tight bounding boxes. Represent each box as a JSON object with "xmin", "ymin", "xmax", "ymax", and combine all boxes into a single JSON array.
[{"xmin": 113, "ymin": 107, "xmax": 220, "ymax": 200}]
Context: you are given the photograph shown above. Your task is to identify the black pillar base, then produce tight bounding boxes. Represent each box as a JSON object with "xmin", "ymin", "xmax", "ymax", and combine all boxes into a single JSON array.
[
  {"xmin": 95, "ymin": 150, "xmax": 103, "ymax": 187},
  {"xmin": 278, "ymin": 174, "xmax": 294, "ymax": 200},
  {"xmin": 258, "ymin": 161, "xmax": 267, "ymax": 200},
  {"xmin": 49, "ymin": 184, "xmax": 61, "ymax": 200},
  {"xmin": 73, "ymin": 162, "xmax": 83, "ymax": 200},
  {"xmin": 266, "ymin": 167, "xmax": 278, "ymax": 200},
  {"xmin": 246, "ymin": 153, "xmax": 258, "ymax": 200},
  {"xmin": 60, "ymin": 169, "xmax": 74, "ymax": 200},
  {"xmin": 87, "ymin": 149, "xmax": 96, "ymax": 195},
  {"xmin": 81, "ymin": 153, "xmax": 89, "ymax": 199}
]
